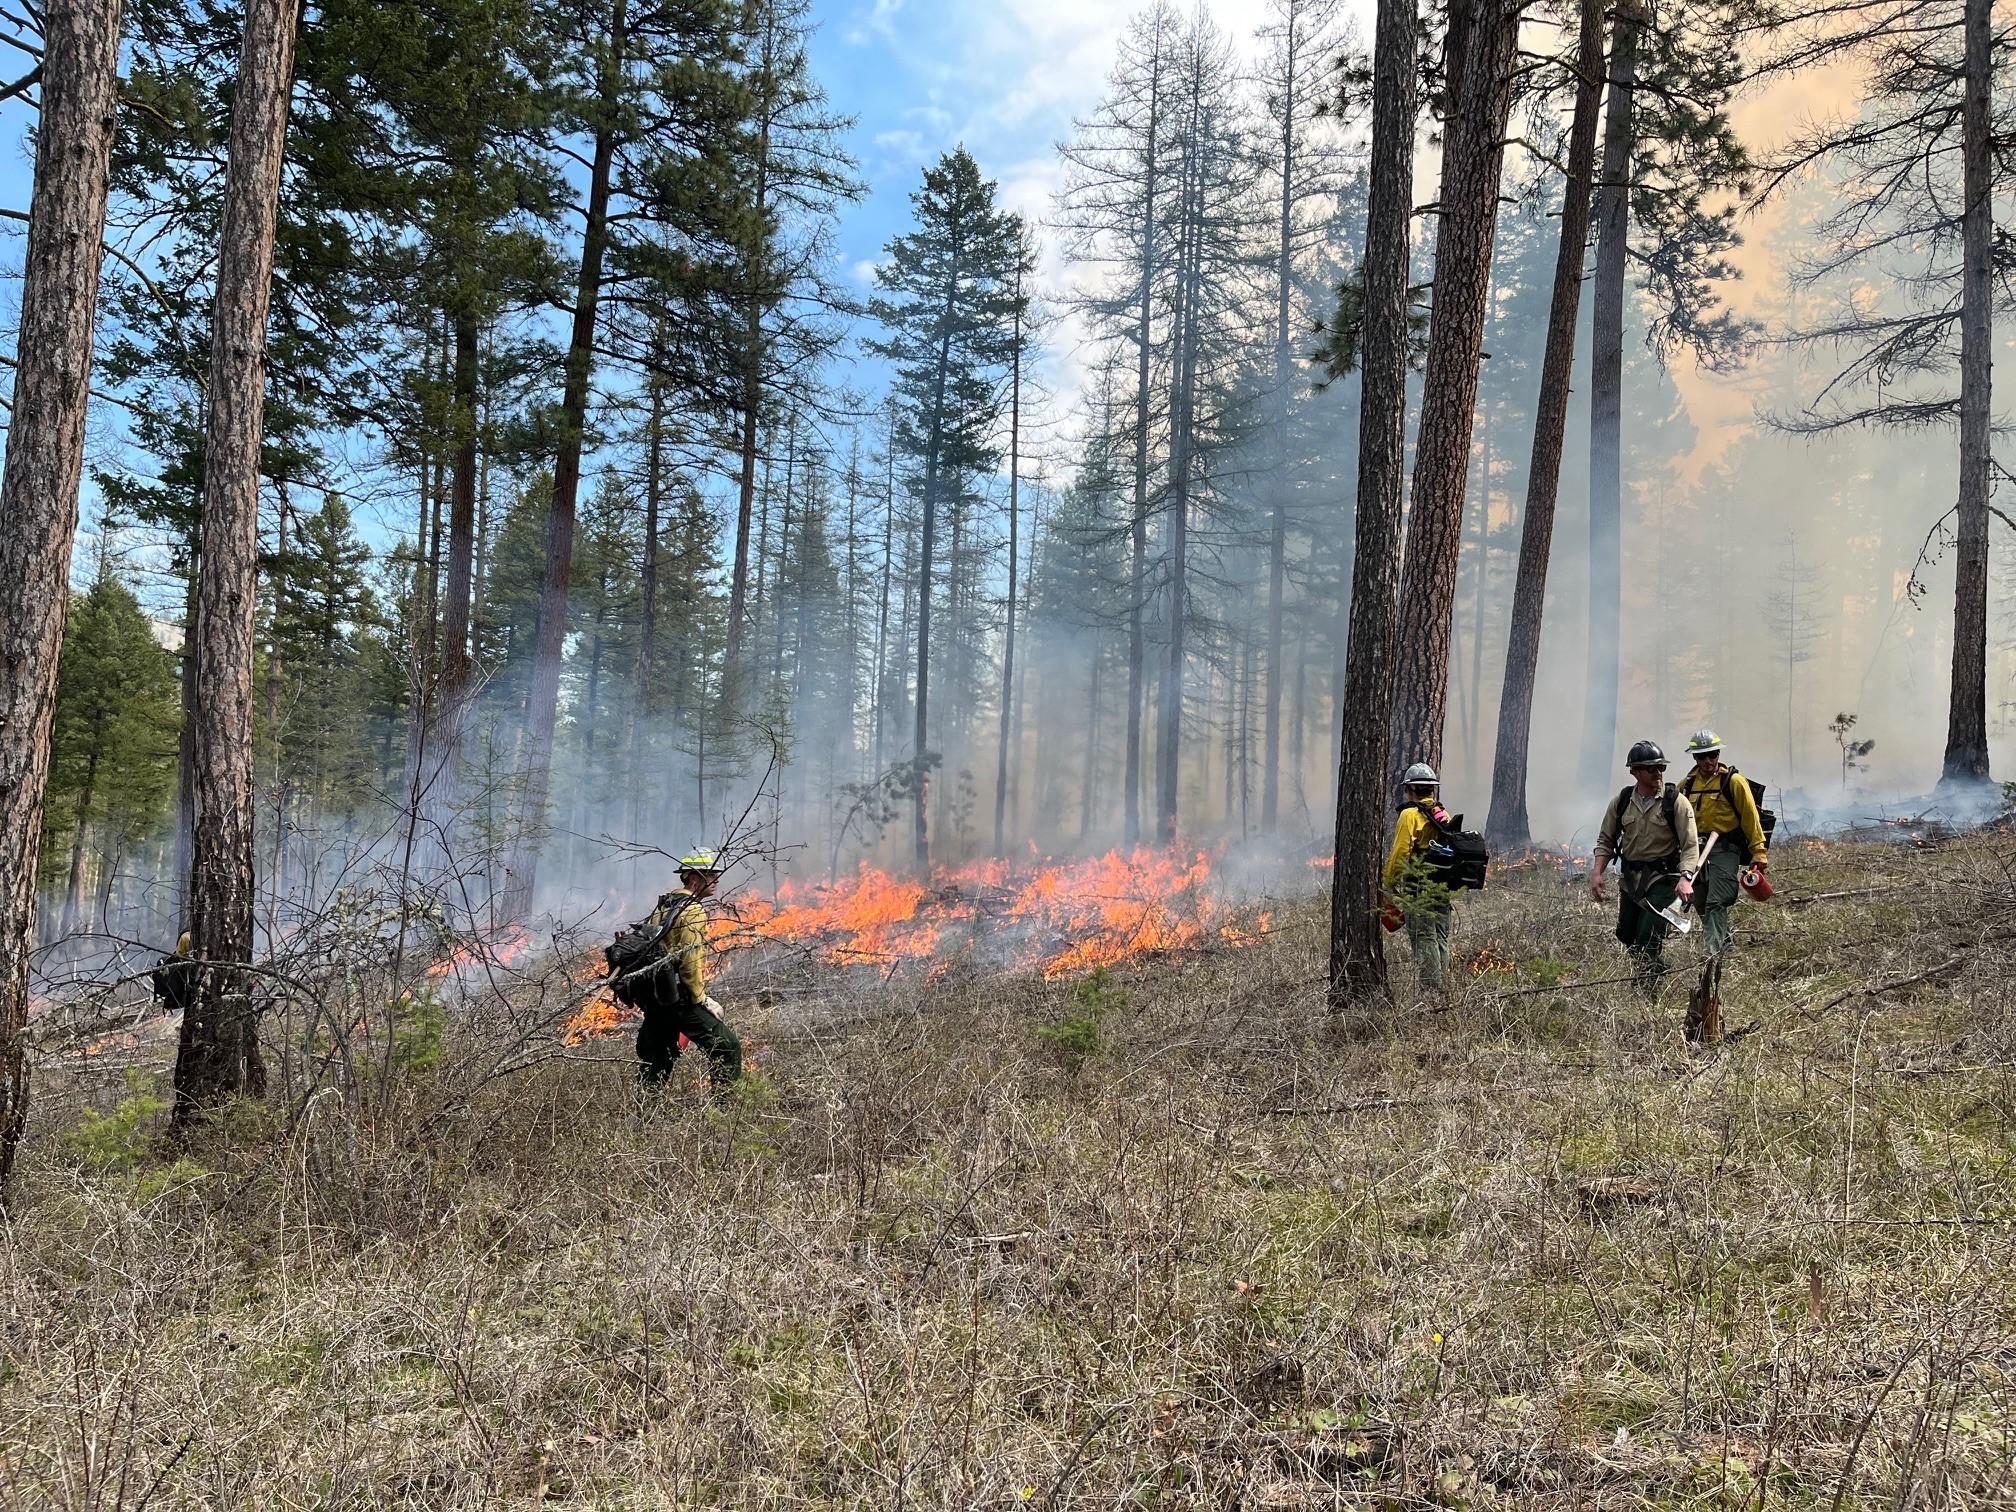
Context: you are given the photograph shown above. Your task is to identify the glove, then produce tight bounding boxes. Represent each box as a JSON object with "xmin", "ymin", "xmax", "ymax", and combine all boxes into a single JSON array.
[{"xmin": 700, "ymin": 995, "xmax": 725, "ymax": 1019}]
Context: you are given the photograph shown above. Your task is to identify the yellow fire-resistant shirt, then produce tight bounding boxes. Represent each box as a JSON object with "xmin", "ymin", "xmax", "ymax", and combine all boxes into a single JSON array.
[
  {"xmin": 1678, "ymin": 765, "xmax": 1768, "ymax": 861},
  {"xmin": 1383, "ymin": 802, "xmax": 1442, "ymax": 890},
  {"xmin": 642, "ymin": 890, "xmax": 708, "ymax": 1000}
]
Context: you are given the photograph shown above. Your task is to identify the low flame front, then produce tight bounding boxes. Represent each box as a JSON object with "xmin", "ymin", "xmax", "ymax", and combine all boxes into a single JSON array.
[
  {"xmin": 734, "ymin": 847, "xmax": 1267, "ymax": 980},
  {"xmin": 558, "ymin": 847, "xmax": 1277, "ymax": 1043}
]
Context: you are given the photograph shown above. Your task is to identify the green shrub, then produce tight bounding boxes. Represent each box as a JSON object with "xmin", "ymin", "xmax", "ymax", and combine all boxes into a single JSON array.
[
  {"xmin": 61, "ymin": 1070, "xmax": 170, "ymax": 1172},
  {"xmin": 1038, "ymin": 968, "xmax": 1127, "ymax": 1075}
]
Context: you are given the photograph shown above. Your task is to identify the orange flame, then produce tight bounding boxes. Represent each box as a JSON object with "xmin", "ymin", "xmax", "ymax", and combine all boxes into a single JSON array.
[{"xmin": 555, "ymin": 847, "xmax": 1282, "ymax": 1043}]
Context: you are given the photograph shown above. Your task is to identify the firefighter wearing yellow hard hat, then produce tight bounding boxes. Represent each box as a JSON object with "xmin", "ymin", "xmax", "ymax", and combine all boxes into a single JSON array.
[
  {"xmin": 633, "ymin": 850, "xmax": 741, "ymax": 1088},
  {"xmin": 1675, "ymin": 731, "xmax": 1767, "ymax": 960}
]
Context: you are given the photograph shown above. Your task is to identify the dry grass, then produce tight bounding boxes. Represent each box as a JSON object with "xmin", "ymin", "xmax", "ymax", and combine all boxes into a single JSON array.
[{"xmin": 4, "ymin": 835, "xmax": 2015, "ymax": 1508}]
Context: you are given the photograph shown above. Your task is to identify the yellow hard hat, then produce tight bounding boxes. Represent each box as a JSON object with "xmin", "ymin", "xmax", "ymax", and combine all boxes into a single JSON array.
[
  {"xmin": 176, "ymin": 931, "xmax": 192, "ymax": 956},
  {"xmin": 677, "ymin": 850, "xmax": 722, "ymax": 873}
]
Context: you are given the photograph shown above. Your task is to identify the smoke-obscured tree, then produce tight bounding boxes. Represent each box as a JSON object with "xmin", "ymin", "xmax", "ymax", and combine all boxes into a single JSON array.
[
  {"xmin": 1386, "ymin": 0, "xmax": 1523, "ymax": 776},
  {"xmin": 1762, "ymin": 0, "xmax": 2007, "ymax": 788},
  {"xmin": 721, "ymin": 0, "xmax": 861, "ymax": 705},
  {"xmin": 1579, "ymin": 0, "xmax": 1754, "ymax": 789},
  {"xmin": 1253, "ymin": 0, "xmax": 1354, "ymax": 833},
  {"xmin": 1485, "ymin": 0, "xmax": 1605, "ymax": 847},
  {"xmin": 1764, "ymin": 532, "xmax": 1822, "ymax": 785},
  {"xmin": 1153, "ymin": 12, "xmax": 1265, "ymax": 844},
  {"xmin": 1055, "ymin": 2, "xmax": 1179, "ymax": 846},
  {"xmin": 1327, "ymin": 0, "xmax": 1415, "ymax": 1008},
  {"xmin": 993, "ymin": 230, "xmax": 1043, "ymax": 857},
  {"xmin": 867, "ymin": 148, "xmax": 1025, "ymax": 874}
]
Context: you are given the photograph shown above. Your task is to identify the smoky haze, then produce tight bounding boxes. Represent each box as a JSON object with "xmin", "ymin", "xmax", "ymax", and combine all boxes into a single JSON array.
[{"xmin": 19, "ymin": 0, "xmax": 2012, "ymax": 978}]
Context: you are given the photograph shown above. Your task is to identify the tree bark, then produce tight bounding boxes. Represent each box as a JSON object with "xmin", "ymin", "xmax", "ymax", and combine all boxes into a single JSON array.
[
  {"xmin": 724, "ymin": 1, "xmax": 778, "ymax": 707},
  {"xmin": 1385, "ymin": 0, "xmax": 1520, "ymax": 777},
  {"xmin": 61, "ymin": 741, "xmax": 102, "ymax": 938},
  {"xmin": 913, "ymin": 323, "xmax": 954, "ymax": 875},
  {"xmin": 1262, "ymin": 6, "xmax": 1302, "ymax": 836},
  {"xmin": 0, "ymin": 0, "xmax": 124, "ymax": 1173},
  {"xmin": 1157, "ymin": 118, "xmax": 1204, "ymax": 846},
  {"xmin": 437, "ymin": 309, "xmax": 479, "ymax": 742},
  {"xmin": 1945, "ymin": 0, "xmax": 1992, "ymax": 784},
  {"xmin": 1328, "ymin": 0, "xmax": 1415, "ymax": 1010},
  {"xmin": 1578, "ymin": 6, "xmax": 1641, "ymax": 790},
  {"xmin": 1487, "ymin": 0, "xmax": 1605, "ymax": 847},
  {"xmin": 174, "ymin": 0, "xmax": 300, "ymax": 1125},
  {"xmin": 501, "ymin": 0, "xmax": 624, "ymax": 921},
  {"xmin": 1125, "ymin": 44, "xmax": 1164, "ymax": 849},
  {"xmin": 993, "ymin": 262, "xmax": 1024, "ymax": 857}
]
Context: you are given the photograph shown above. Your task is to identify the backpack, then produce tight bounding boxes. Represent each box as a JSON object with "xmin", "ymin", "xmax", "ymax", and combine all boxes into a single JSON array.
[
  {"xmin": 1719, "ymin": 768, "xmax": 1778, "ymax": 843},
  {"xmin": 1612, "ymin": 782, "xmax": 1680, "ymax": 847},
  {"xmin": 1423, "ymin": 809, "xmax": 1490, "ymax": 891},
  {"xmin": 605, "ymin": 894, "xmax": 688, "ymax": 1001}
]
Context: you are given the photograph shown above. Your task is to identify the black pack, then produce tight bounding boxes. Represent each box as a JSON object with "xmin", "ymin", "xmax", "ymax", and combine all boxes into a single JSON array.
[
  {"xmin": 605, "ymin": 895, "xmax": 686, "ymax": 1000},
  {"xmin": 1424, "ymin": 810, "xmax": 1490, "ymax": 891},
  {"xmin": 150, "ymin": 955, "xmax": 196, "ymax": 1015},
  {"xmin": 1721, "ymin": 769, "xmax": 1778, "ymax": 843}
]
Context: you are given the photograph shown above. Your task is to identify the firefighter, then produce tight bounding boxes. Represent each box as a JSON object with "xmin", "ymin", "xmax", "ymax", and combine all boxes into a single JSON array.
[
  {"xmin": 635, "ymin": 851, "xmax": 742, "ymax": 1090},
  {"xmin": 151, "ymin": 931, "xmax": 197, "ymax": 1016},
  {"xmin": 1382, "ymin": 762, "xmax": 1455, "ymax": 994},
  {"xmin": 1675, "ymin": 730, "xmax": 1767, "ymax": 960},
  {"xmin": 1591, "ymin": 740, "xmax": 1701, "ymax": 1000}
]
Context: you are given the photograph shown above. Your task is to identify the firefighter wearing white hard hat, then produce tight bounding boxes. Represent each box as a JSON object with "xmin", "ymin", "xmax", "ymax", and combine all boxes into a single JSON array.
[
  {"xmin": 633, "ymin": 850, "xmax": 741, "ymax": 1089},
  {"xmin": 1382, "ymin": 763, "xmax": 1455, "ymax": 996},
  {"xmin": 1675, "ymin": 730, "xmax": 1768, "ymax": 961}
]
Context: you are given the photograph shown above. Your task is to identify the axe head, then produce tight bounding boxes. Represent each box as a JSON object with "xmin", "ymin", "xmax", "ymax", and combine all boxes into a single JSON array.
[{"xmin": 1649, "ymin": 899, "xmax": 1693, "ymax": 934}]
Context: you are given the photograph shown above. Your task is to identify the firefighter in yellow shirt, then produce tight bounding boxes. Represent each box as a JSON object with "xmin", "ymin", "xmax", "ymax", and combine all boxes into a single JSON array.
[
  {"xmin": 633, "ymin": 851, "xmax": 742, "ymax": 1089},
  {"xmin": 1675, "ymin": 730, "xmax": 1767, "ymax": 959},
  {"xmin": 1383, "ymin": 762, "xmax": 1454, "ymax": 993}
]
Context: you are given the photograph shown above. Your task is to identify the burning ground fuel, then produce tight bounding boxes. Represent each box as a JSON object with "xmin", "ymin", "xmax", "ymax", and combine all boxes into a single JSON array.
[{"xmin": 547, "ymin": 848, "xmax": 1279, "ymax": 1044}]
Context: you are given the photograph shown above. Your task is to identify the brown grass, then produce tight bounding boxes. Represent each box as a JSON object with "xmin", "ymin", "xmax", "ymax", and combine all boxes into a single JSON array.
[{"xmin": 4, "ymin": 834, "xmax": 2014, "ymax": 1508}]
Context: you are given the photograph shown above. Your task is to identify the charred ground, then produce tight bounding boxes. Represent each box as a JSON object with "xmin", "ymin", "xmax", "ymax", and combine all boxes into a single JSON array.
[{"xmin": 4, "ymin": 830, "xmax": 2014, "ymax": 1507}]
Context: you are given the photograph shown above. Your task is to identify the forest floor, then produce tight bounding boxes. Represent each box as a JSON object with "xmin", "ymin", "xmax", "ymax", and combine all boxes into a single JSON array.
[{"xmin": 4, "ymin": 829, "xmax": 2015, "ymax": 1508}]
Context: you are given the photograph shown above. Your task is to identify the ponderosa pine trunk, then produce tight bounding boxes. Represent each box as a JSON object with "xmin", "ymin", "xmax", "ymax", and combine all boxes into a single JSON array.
[
  {"xmin": 993, "ymin": 263, "xmax": 1024, "ymax": 856},
  {"xmin": 1328, "ymin": 0, "xmax": 1415, "ymax": 1009},
  {"xmin": 1486, "ymin": 0, "xmax": 1605, "ymax": 846},
  {"xmin": 0, "ymin": 2, "xmax": 125, "ymax": 1175},
  {"xmin": 501, "ymin": 0, "xmax": 624, "ymax": 921},
  {"xmin": 1578, "ymin": 6, "xmax": 1641, "ymax": 790},
  {"xmin": 912, "ymin": 325, "xmax": 954, "ymax": 875},
  {"xmin": 1945, "ymin": 0, "xmax": 1992, "ymax": 784},
  {"xmin": 1261, "ymin": 5, "xmax": 1303, "ymax": 835},
  {"xmin": 1385, "ymin": 0, "xmax": 1520, "ymax": 777},
  {"xmin": 174, "ymin": 0, "xmax": 301, "ymax": 1125},
  {"xmin": 724, "ymin": 2, "xmax": 779, "ymax": 707},
  {"xmin": 438, "ymin": 311, "xmax": 479, "ymax": 727}
]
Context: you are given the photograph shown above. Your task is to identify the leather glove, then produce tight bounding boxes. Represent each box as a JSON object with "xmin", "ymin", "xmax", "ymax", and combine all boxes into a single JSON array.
[{"xmin": 701, "ymin": 995, "xmax": 725, "ymax": 1019}]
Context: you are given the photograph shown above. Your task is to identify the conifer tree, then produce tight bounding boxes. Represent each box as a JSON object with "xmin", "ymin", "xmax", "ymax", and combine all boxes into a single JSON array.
[
  {"xmin": 0, "ymin": 0, "xmax": 124, "ymax": 1179},
  {"xmin": 867, "ymin": 148, "xmax": 1025, "ymax": 873},
  {"xmin": 44, "ymin": 576, "xmax": 180, "ymax": 938}
]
